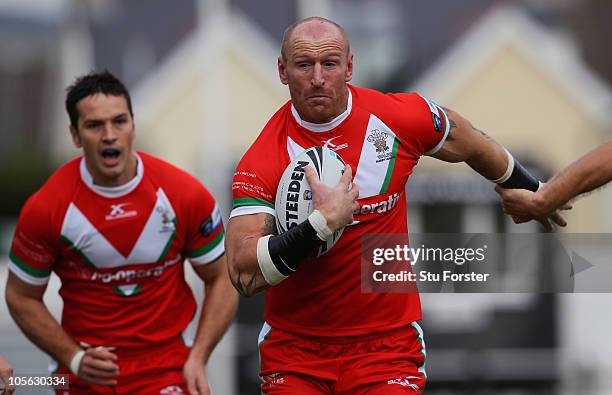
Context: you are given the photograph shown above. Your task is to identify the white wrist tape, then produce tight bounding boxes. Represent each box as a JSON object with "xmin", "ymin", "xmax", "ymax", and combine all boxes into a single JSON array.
[
  {"xmin": 257, "ymin": 235, "xmax": 287, "ymax": 286},
  {"xmin": 69, "ymin": 350, "xmax": 85, "ymax": 375},
  {"xmin": 492, "ymin": 148, "xmax": 515, "ymax": 184},
  {"xmin": 308, "ymin": 210, "xmax": 333, "ymax": 241}
]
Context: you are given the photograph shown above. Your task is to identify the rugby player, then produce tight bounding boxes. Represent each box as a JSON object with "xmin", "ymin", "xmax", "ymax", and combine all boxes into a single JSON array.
[
  {"xmin": 226, "ymin": 17, "xmax": 565, "ymax": 394},
  {"xmin": 5, "ymin": 71, "xmax": 237, "ymax": 395}
]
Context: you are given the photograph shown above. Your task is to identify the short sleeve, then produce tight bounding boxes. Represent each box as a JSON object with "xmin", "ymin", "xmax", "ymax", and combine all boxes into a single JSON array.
[
  {"xmin": 9, "ymin": 196, "xmax": 56, "ymax": 285},
  {"xmin": 230, "ymin": 148, "xmax": 279, "ymax": 219},
  {"xmin": 184, "ymin": 186, "xmax": 225, "ymax": 265},
  {"xmin": 387, "ymin": 93, "xmax": 451, "ymax": 156}
]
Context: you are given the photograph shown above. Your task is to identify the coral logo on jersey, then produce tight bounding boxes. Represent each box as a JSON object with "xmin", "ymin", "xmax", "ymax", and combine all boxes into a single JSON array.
[
  {"xmin": 367, "ymin": 129, "xmax": 393, "ymax": 162},
  {"xmin": 321, "ymin": 135, "xmax": 348, "ymax": 151},
  {"xmin": 105, "ymin": 203, "xmax": 137, "ymax": 221},
  {"xmin": 387, "ymin": 376, "xmax": 421, "ymax": 391}
]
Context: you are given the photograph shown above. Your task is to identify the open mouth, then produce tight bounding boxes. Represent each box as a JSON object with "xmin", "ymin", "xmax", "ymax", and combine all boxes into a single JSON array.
[
  {"xmin": 100, "ymin": 148, "xmax": 121, "ymax": 166},
  {"xmin": 101, "ymin": 148, "xmax": 120, "ymax": 159}
]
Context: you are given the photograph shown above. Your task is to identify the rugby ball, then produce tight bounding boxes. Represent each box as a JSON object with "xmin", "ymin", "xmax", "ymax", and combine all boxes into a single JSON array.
[{"xmin": 275, "ymin": 146, "xmax": 346, "ymax": 256}]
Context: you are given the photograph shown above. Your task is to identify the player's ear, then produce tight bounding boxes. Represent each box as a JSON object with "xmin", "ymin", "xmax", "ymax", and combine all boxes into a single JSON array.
[
  {"xmin": 345, "ymin": 53, "xmax": 354, "ymax": 82},
  {"xmin": 278, "ymin": 56, "xmax": 289, "ymax": 85},
  {"xmin": 70, "ymin": 125, "xmax": 82, "ymax": 148}
]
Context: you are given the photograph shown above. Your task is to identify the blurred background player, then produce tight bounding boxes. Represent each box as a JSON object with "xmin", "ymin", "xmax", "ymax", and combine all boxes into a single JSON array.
[
  {"xmin": 226, "ymin": 17, "xmax": 565, "ymax": 394},
  {"xmin": 497, "ymin": 140, "xmax": 612, "ymax": 224},
  {"xmin": 4, "ymin": 71, "xmax": 237, "ymax": 395},
  {"xmin": 0, "ymin": 353, "xmax": 14, "ymax": 395}
]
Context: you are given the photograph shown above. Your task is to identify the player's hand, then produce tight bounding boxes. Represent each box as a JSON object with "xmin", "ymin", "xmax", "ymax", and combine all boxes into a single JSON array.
[
  {"xmin": 183, "ymin": 355, "xmax": 211, "ymax": 395},
  {"xmin": 305, "ymin": 164, "xmax": 359, "ymax": 231},
  {"xmin": 77, "ymin": 347, "xmax": 119, "ymax": 386},
  {"xmin": 496, "ymin": 186, "xmax": 570, "ymax": 231},
  {"xmin": 0, "ymin": 354, "xmax": 14, "ymax": 395},
  {"xmin": 495, "ymin": 186, "xmax": 544, "ymax": 218}
]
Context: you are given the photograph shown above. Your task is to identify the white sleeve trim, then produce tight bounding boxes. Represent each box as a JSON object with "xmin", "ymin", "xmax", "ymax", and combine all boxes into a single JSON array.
[
  {"xmin": 8, "ymin": 261, "xmax": 50, "ymax": 285},
  {"xmin": 424, "ymin": 106, "xmax": 451, "ymax": 156},
  {"xmin": 230, "ymin": 205, "xmax": 275, "ymax": 219},
  {"xmin": 189, "ymin": 236, "xmax": 226, "ymax": 265}
]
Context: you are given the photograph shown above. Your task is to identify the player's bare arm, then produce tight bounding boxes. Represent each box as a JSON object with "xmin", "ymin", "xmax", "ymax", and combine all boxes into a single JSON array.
[
  {"xmin": 497, "ymin": 140, "xmax": 612, "ymax": 219},
  {"xmin": 226, "ymin": 165, "xmax": 358, "ymax": 297},
  {"xmin": 0, "ymin": 353, "xmax": 14, "ymax": 395},
  {"xmin": 5, "ymin": 273, "xmax": 120, "ymax": 386},
  {"xmin": 226, "ymin": 213, "xmax": 277, "ymax": 297},
  {"xmin": 431, "ymin": 107, "xmax": 566, "ymax": 230},
  {"xmin": 183, "ymin": 254, "xmax": 237, "ymax": 395}
]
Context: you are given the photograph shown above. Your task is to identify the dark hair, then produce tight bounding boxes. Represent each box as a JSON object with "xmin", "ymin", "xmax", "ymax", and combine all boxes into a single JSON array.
[{"xmin": 65, "ymin": 70, "xmax": 133, "ymax": 129}]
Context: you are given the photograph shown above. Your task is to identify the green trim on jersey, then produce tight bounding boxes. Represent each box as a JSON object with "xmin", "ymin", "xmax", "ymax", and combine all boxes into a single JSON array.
[
  {"xmin": 157, "ymin": 218, "xmax": 178, "ymax": 262},
  {"xmin": 379, "ymin": 136, "xmax": 400, "ymax": 194},
  {"xmin": 232, "ymin": 197, "xmax": 274, "ymax": 210},
  {"xmin": 60, "ymin": 235, "xmax": 97, "ymax": 269},
  {"xmin": 185, "ymin": 230, "xmax": 225, "ymax": 258},
  {"xmin": 9, "ymin": 250, "xmax": 52, "ymax": 278},
  {"xmin": 413, "ymin": 325, "xmax": 427, "ymax": 379}
]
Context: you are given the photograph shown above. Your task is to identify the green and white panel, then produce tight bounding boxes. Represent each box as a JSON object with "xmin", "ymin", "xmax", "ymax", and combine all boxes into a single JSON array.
[{"xmin": 353, "ymin": 114, "xmax": 400, "ymax": 198}]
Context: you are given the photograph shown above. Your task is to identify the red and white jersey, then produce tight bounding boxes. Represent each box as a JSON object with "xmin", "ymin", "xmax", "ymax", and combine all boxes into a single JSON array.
[
  {"xmin": 231, "ymin": 85, "xmax": 449, "ymax": 337},
  {"xmin": 9, "ymin": 152, "xmax": 225, "ymax": 348}
]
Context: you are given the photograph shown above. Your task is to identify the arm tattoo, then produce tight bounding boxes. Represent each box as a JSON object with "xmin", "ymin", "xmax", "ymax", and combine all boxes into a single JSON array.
[
  {"xmin": 230, "ymin": 214, "xmax": 277, "ymax": 297},
  {"xmin": 446, "ymin": 118, "xmax": 457, "ymax": 141},
  {"xmin": 263, "ymin": 214, "xmax": 278, "ymax": 235},
  {"xmin": 233, "ymin": 269, "xmax": 258, "ymax": 297}
]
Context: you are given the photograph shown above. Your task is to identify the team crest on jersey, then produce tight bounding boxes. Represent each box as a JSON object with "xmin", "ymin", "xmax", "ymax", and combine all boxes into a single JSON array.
[
  {"xmin": 367, "ymin": 129, "xmax": 392, "ymax": 162},
  {"xmin": 157, "ymin": 206, "xmax": 176, "ymax": 233},
  {"xmin": 303, "ymin": 190, "xmax": 312, "ymax": 200}
]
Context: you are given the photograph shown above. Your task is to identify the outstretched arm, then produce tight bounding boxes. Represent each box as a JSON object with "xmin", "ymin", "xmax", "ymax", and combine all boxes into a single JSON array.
[
  {"xmin": 497, "ymin": 140, "xmax": 612, "ymax": 218},
  {"xmin": 431, "ymin": 107, "xmax": 566, "ymax": 230}
]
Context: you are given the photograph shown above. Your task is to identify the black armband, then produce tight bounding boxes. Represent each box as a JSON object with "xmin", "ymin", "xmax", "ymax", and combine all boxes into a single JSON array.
[
  {"xmin": 494, "ymin": 149, "xmax": 540, "ymax": 192},
  {"xmin": 257, "ymin": 218, "xmax": 324, "ymax": 285}
]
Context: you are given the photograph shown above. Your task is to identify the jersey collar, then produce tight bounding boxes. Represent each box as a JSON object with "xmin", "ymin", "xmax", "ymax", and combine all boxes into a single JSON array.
[
  {"xmin": 80, "ymin": 152, "xmax": 144, "ymax": 198},
  {"xmin": 290, "ymin": 88, "xmax": 352, "ymax": 133}
]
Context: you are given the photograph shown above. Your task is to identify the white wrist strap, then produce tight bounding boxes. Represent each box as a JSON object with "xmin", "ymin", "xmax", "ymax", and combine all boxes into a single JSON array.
[
  {"xmin": 308, "ymin": 210, "xmax": 333, "ymax": 241},
  {"xmin": 69, "ymin": 350, "xmax": 85, "ymax": 375},
  {"xmin": 492, "ymin": 148, "xmax": 515, "ymax": 184},
  {"xmin": 257, "ymin": 235, "xmax": 287, "ymax": 286}
]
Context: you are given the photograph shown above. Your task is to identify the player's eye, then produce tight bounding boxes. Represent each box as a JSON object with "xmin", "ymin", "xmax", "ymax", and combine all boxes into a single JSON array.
[{"xmin": 84, "ymin": 121, "xmax": 102, "ymax": 129}]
